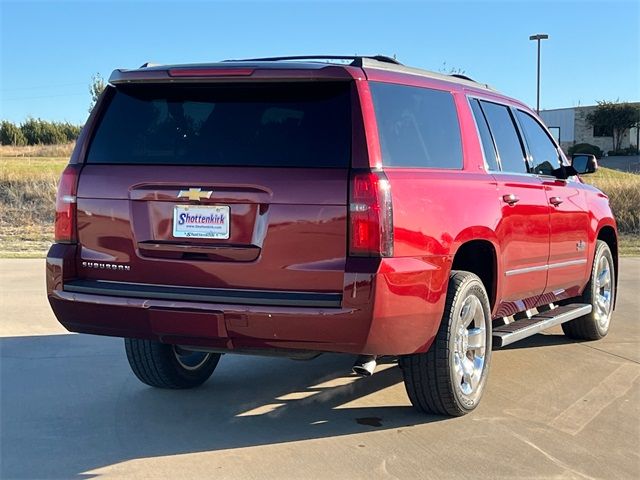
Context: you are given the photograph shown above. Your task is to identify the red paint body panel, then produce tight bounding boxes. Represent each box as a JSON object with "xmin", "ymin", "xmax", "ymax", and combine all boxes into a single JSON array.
[
  {"xmin": 542, "ymin": 179, "xmax": 591, "ymax": 294},
  {"xmin": 493, "ymin": 174, "xmax": 550, "ymax": 301},
  {"xmin": 47, "ymin": 60, "xmax": 618, "ymax": 356},
  {"xmin": 74, "ymin": 139, "xmax": 352, "ymax": 291}
]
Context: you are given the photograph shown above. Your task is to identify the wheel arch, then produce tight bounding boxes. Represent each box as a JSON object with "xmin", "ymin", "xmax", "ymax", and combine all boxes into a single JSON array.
[
  {"xmin": 596, "ymin": 224, "xmax": 619, "ymax": 309},
  {"xmin": 450, "ymin": 238, "xmax": 499, "ymax": 310}
]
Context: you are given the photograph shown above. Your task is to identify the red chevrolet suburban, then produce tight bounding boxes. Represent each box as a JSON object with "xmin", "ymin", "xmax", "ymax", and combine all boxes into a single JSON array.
[{"xmin": 46, "ymin": 55, "xmax": 618, "ymax": 416}]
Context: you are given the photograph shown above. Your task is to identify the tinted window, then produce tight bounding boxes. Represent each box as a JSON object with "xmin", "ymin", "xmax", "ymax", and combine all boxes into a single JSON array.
[
  {"xmin": 516, "ymin": 110, "xmax": 560, "ymax": 176},
  {"xmin": 87, "ymin": 82, "xmax": 351, "ymax": 167},
  {"xmin": 470, "ymin": 99, "xmax": 499, "ymax": 171},
  {"xmin": 371, "ymin": 82, "xmax": 462, "ymax": 169},
  {"xmin": 479, "ymin": 101, "xmax": 527, "ymax": 174}
]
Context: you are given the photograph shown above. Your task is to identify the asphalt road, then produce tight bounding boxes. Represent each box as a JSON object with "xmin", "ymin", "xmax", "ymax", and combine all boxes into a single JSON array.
[
  {"xmin": 1, "ymin": 258, "xmax": 639, "ymax": 479},
  {"xmin": 599, "ymin": 155, "xmax": 640, "ymax": 173}
]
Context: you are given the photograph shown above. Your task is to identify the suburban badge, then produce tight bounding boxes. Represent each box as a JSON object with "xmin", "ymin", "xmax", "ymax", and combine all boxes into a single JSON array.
[{"xmin": 82, "ymin": 261, "xmax": 130, "ymax": 271}]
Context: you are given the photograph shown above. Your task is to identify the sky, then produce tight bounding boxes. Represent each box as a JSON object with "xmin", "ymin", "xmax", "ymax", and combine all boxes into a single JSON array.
[{"xmin": 1, "ymin": 0, "xmax": 639, "ymax": 125}]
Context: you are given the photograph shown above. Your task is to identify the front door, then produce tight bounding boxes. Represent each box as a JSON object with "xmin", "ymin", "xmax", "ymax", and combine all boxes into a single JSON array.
[{"xmin": 542, "ymin": 179, "xmax": 590, "ymax": 296}]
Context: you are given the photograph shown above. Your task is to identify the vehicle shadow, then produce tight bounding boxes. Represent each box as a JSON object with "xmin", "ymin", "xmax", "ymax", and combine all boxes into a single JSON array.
[
  {"xmin": 497, "ymin": 332, "xmax": 581, "ymax": 350},
  {"xmin": 0, "ymin": 334, "xmax": 443, "ymax": 479}
]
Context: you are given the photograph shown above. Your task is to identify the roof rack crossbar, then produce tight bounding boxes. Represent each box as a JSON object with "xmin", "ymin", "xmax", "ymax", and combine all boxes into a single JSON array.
[{"xmin": 222, "ymin": 55, "xmax": 402, "ymax": 67}]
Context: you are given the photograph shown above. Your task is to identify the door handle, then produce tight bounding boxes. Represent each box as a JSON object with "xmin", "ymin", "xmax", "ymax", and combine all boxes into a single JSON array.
[
  {"xmin": 549, "ymin": 196, "xmax": 563, "ymax": 206},
  {"xmin": 502, "ymin": 193, "xmax": 520, "ymax": 206}
]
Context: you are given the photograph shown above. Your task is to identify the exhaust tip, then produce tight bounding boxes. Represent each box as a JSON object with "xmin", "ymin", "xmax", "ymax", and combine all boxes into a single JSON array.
[{"xmin": 352, "ymin": 355, "xmax": 377, "ymax": 376}]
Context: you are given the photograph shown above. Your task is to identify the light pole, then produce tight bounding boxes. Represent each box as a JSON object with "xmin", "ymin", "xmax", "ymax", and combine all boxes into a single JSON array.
[{"xmin": 529, "ymin": 33, "xmax": 549, "ymax": 114}]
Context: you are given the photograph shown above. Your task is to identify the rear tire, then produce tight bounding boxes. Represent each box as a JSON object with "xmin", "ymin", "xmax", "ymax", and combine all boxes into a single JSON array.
[
  {"xmin": 400, "ymin": 271, "xmax": 492, "ymax": 416},
  {"xmin": 125, "ymin": 338, "xmax": 220, "ymax": 389},
  {"xmin": 562, "ymin": 240, "xmax": 615, "ymax": 340}
]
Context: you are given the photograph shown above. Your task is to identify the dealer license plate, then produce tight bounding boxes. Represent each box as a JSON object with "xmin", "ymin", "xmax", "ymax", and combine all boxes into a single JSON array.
[{"xmin": 172, "ymin": 205, "xmax": 230, "ymax": 239}]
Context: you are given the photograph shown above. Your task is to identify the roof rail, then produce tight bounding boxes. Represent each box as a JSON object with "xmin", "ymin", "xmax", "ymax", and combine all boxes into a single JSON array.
[
  {"xmin": 222, "ymin": 55, "xmax": 402, "ymax": 67},
  {"xmin": 450, "ymin": 73, "xmax": 478, "ymax": 83}
]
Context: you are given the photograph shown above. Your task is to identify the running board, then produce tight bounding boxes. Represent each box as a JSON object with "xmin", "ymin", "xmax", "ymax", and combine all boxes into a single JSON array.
[{"xmin": 493, "ymin": 303, "xmax": 592, "ymax": 348}]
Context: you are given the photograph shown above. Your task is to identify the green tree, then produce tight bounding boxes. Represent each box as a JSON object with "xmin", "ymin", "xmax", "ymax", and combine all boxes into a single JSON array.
[
  {"xmin": 89, "ymin": 73, "xmax": 106, "ymax": 113},
  {"xmin": 20, "ymin": 118, "xmax": 45, "ymax": 145},
  {"xmin": 0, "ymin": 121, "xmax": 27, "ymax": 146},
  {"xmin": 586, "ymin": 101, "xmax": 640, "ymax": 152},
  {"xmin": 60, "ymin": 122, "xmax": 82, "ymax": 142},
  {"xmin": 20, "ymin": 118, "xmax": 67, "ymax": 145}
]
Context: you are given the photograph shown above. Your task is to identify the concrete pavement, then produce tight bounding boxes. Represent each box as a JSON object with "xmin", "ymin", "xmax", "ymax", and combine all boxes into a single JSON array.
[{"xmin": 1, "ymin": 258, "xmax": 639, "ymax": 479}]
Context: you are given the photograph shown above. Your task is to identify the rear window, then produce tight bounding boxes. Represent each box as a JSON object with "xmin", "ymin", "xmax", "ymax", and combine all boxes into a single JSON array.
[
  {"xmin": 87, "ymin": 82, "xmax": 352, "ymax": 167},
  {"xmin": 478, "ymin": 101, "xmax": 527, "ymax": 174},
  {"xmin": 370, "ymin": 82, "xmax": 463, "ymax": 169}
]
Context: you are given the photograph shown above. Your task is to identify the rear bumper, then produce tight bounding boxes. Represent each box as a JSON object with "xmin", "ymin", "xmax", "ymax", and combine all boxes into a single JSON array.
[
  {"xmin": 47, "ymin": 244, "xmax": 448, "ymax": 355},
  {"xmin": 63, "ymin": 279, "xmax": 343, "ymax": 308}
]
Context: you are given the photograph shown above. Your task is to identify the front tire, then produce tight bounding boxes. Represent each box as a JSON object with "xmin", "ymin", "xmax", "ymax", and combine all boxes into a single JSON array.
[
  {"xmin": 125, "ymin": 338, "xmax": 221, "ymax": 389},
  {"xmin": 400, "ymin": 271, "xmax": 492, "ymax": 416},
  {"xmin": 562, "ymin": 240, "xmax": 615, "ymax": 340}
]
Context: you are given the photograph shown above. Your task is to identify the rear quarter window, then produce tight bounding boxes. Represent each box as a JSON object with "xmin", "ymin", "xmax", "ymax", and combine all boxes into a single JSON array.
[
  {"xmin": 370, "ymin": 82, "xmax": 463, "ymax": 169},
  {"xmin": 86, "ymin": 82, "xmax": 352, "ymax": 168}
]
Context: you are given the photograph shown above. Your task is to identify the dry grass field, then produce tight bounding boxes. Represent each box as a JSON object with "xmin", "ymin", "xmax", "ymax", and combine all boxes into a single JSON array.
[
  {"xmin": 0, "ymin": 155, "xmax": 66, "ymax": 257},
  {"xmin": 0, "ymin": 143, "xmax": 74, "ymax": 159},
  {"xmin": 1, "ymin": 144, "xmax": 639, "ymax": 257}
]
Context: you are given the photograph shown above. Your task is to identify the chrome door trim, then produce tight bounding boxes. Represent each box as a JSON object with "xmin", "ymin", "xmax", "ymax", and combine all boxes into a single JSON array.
[
  {"xmin": 505, "ymin": 258, "xmax": 587, "ymax": 276},
  {"xmin": 504, "ymin": 264, "xmax": 548, "ymax": 276},
  {"xmin": 547, "ymin": 258, "xmax": 588, "ymax": 270}
]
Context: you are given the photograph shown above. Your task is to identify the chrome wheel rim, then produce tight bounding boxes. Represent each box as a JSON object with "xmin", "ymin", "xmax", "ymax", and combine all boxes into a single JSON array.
[
  {"xmin": 172, "ymin": 346, "xmax": 211, "ymax": 371},
  {"xmin": 452, "ymin": 295, "xmax": 487, "ymax": 397},
  {"xmin": 594, "ymin": 255, "xmax": 613, "ymax": 330}
]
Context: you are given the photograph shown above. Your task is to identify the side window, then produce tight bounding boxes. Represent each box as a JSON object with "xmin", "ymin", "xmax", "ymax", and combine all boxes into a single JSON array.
[
  {"xmin": 370, "ymin": 82, "xmax": 463, "ymax": 169},
  {"xmin": 469, "ymin": 99, "xmax": 499, "ymax": 171},
  {"xmin": 479, "ymin": 101, "xmax": 528, "ymax": 174},
  {"xmin": 516, "ymin": 110, "xmax": 561, "ymax": 176}
]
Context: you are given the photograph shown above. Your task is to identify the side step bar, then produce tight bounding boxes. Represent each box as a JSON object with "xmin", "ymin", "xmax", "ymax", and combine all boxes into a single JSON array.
[{"xmin": 493, "ymin": 303, "xmax": 592, "ymax": 348}]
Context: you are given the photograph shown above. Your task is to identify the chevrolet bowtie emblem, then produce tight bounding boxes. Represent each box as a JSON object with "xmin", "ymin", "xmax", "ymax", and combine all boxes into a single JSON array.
[{"xmin": 177, "ymin": 188, "xmax": 213, "ymax": 201}]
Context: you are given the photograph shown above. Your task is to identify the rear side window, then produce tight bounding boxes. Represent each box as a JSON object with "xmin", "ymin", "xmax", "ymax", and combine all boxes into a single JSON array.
[
  {"xmin": 87, "ymin": 82, "xmax": 351, "ymax": 167},
  {"xmin": 479, "ymin": 101, "xmax": 527, "ymax": 174},
  {"xmin": 370, "ymin": 82, "xmax": 462, "ymax": 169},
  {"xmin": 516, "ymin": 110, "xmax": 560, "ymax": 176},
  {"xmin": 469, "ymin": 99, "xmax": 499, "ymax": 171}
]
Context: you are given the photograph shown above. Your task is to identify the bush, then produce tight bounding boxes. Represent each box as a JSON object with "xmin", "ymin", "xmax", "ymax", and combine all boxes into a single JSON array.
[
  {"xmin": 0, "ymin": 119, "xmax": 83, "ymax": 146},
  {"xmin": 567, "ymin": 143, "xmax": 604, "ymax": 158},
  {"xmin": 59, "ymin": 122, "xmax": 82, "ymax": 143},
  {"xmin": 20, "ymin": 118, "xmax": 68, "ymax": 145},
  {"xmin": 0, "ymin": 121, "xmax": 27, "ymax": 146}
]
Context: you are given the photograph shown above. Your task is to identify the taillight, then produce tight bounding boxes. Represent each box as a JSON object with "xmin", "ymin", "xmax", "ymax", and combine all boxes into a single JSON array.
[
  {"xmin": 54, "ymin": 165, "xmax": 80, "ymax": 243},
  {"xmin": 349, "ymin": 170, "xmax": 394, "ymax": 257}
]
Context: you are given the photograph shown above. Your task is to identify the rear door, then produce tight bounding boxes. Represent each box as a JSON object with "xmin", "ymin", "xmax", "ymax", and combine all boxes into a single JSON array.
[
  {"xmin": 75, "ymin": 81, "xmax": 353, "ymax": 294},
  {"xmin": 471, "ymin": 99, "xmax": 550, "ymax": 308}
]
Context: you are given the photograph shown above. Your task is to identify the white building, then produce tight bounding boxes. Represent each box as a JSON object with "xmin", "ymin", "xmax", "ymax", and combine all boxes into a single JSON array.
[{"xmin": 540, "ymin": 103, "xmax": 639, "ymax": 154}]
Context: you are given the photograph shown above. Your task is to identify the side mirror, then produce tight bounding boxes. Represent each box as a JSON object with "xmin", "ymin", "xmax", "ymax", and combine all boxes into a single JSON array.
[{"xmin": 571, "ymin": 154, "xmax": 598, "ymax": 174}]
